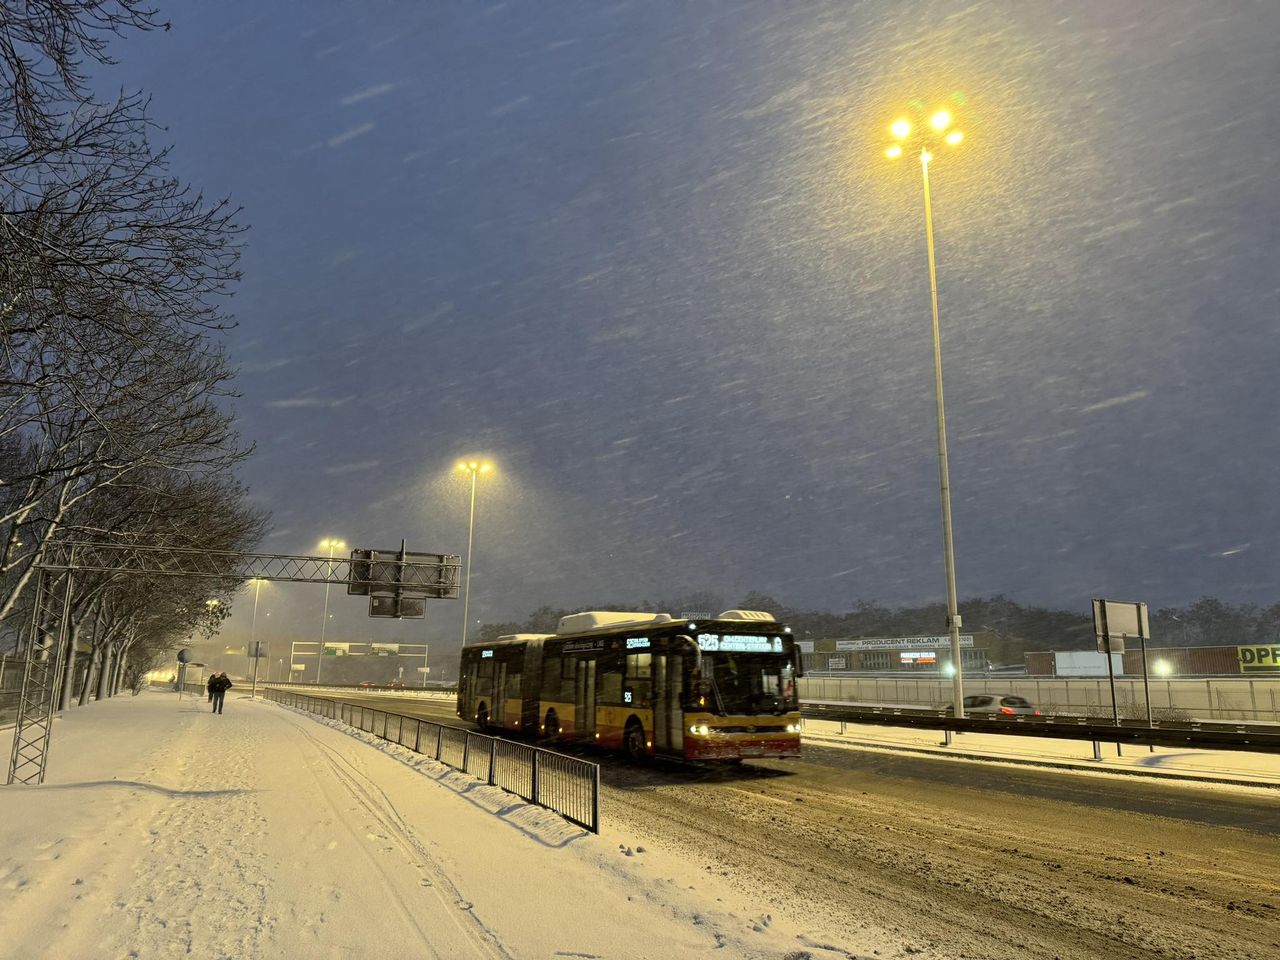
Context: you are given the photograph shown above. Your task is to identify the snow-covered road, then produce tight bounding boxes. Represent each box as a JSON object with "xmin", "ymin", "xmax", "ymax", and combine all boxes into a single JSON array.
[{"xmin": 0, "ymin": 691, "xmax": 863, "ymax": 959}]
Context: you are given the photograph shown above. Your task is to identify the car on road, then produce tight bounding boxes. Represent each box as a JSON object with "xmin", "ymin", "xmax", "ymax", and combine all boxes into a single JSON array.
[
  {"xmin": 946, "ymin": 694, "xmax": 1041, "ymax": 717},
  {"xmin": 358, "ymin": 680, "xmax": 375, "ymax": 688},
  {"xmin": 387, "ymin": 679, "xmax": 405, "ymax": 689}
]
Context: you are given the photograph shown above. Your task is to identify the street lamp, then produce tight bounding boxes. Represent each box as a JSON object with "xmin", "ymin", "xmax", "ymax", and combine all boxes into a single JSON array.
[
  {"xmin": 455, "ymin": 460, "xmax": 493, "ymax": 649},
  {"xmin": 883, "ymin": 103, "xmax": 969, "ymax": 718},
  {"xmin": 315, "ymin": 538, "xmax": 345, "ymax": 684}
]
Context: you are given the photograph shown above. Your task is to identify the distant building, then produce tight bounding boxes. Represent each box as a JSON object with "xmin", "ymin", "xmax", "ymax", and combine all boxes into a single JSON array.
[{"xmin": 799, "ymin": 634, "xmax": 989, "ymax": 674}]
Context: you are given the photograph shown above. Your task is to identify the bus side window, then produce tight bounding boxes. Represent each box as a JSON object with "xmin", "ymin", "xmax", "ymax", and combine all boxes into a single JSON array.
[
  {"xmin": 542, "ymin": 654, "xmax": 562, "ymax": 700},
  {"xmin": 598, "ymin": 668, "xmax": 623, "ymax": 704},
  {"xmin": 505, "ymin": 669, "xmax": 522, "ymax": 701},
  {"xmin": 626, "ymin": 653, "xmax": 652, "ymax": 705}
]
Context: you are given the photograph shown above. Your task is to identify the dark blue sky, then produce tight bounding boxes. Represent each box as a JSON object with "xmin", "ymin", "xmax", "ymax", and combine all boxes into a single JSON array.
[{"xmin": 108, "ymin": 1, "xmax": 1278, "ymax": 646}]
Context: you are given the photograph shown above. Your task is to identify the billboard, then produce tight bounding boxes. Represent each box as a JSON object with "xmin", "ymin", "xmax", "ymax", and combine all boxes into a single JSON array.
[{"xmin": 1238, "ymin": 645, "xmax": 1280, "ymax": 673}]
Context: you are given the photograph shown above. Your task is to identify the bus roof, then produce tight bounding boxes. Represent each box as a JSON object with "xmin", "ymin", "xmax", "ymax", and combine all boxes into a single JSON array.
[{"xmin": 556, "ymin": 609, "xmax": 777, "ymax": 636}]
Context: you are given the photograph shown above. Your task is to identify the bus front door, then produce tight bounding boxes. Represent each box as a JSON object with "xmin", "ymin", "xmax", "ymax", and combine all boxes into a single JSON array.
[{"xmin": 574, "ymin": 658, "xmax": 596, "ymax": 737}]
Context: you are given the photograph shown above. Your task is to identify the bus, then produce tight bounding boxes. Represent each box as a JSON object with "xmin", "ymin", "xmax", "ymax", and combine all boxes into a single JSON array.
[{"xmin": 457, "ymin": 609, "xmax": 803, "ymax": 762}]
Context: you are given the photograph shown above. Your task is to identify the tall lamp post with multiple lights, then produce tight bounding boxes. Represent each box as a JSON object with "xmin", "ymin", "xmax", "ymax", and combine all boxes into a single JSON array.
[
  {"xmin": 315, "ymin": 538, "xmax": 345, "ymax": 684},
  {"xmin": 456, "ymin": 460, "xmax": 492, "ymax": 650},
  {"xmin": 884, "ymin": 105, "xmax": 969, "ymax": 718}
]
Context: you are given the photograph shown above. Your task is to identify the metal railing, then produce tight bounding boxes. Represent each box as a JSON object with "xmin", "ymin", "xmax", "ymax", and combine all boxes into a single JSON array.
[
  {"xmin": 798, "ymin": 675, "xmax": 1280, "ymax": 723},
  {"xmin": 802, "ymin": 702, "xmax": 1280, "ymax": 753},
  {"xmin": 264, "ymin": 688, "xmax": 600, "ymax": 833}
]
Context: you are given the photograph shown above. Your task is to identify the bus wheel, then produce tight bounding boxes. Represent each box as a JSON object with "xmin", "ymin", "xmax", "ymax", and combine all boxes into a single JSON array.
[
  {"xmin": 623, "ymin": 720, "xmax": 648, "ymax": 764},
  {"xmin": 476, "ymin": 704, "xmax": 490, "ymax": 731},
  {"xmin": 543, "ymin": 710, "xmax": 560, "ymax": 739}
]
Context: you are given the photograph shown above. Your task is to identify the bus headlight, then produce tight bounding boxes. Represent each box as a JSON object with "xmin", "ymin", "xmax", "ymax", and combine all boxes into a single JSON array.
[
  {"xmin": 785, "ymin": 723, "xmax": 800, "ymax": 733},
  {"xmin": 688, "ymin": 724, "xmax": 710, "ymax": 735}
]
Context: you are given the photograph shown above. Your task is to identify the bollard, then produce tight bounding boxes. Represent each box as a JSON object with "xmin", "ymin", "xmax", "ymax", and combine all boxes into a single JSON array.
[
  {"xmin": 1091, "ymin": 740, "xmax": 1102, "ymax": 761},
  {"xmin": 941, "ymin": 729, "xmax": 953, "ymax": 747},
  {"xmin": 840, "ymin": 720, "xmax": 847, "ymax": 735},
  {"xmin": 531, "ymin": 751, "xmax": 540, "ymax": 806}
]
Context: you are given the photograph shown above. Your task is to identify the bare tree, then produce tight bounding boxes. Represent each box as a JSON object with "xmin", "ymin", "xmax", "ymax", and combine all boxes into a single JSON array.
[
  {"xmin": 0, "ymin": 1, "xmax": 162, "ymax": 148},
  {"xmin": 2, "ymin": 2, "xmax": 257, "ymax": 629}
]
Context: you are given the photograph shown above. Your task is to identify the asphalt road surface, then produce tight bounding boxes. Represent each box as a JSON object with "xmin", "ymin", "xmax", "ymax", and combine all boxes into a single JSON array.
[{"xmin": 296, "ymin": 690, "xmax": 1280, "ymax": 959}]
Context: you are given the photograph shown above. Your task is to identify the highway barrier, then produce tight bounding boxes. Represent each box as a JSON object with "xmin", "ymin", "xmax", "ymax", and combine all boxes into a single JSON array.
[
  {"xmin": 802, "ymin": 702, "xmax": 1280, "ymax": 754},
  {"xmin": 799, "ymin": 675, "xmax": 1280, "ymax": 724},
  {"xmin": 264, "ymin": 687, "xmax": 601, "ymax": 833}
]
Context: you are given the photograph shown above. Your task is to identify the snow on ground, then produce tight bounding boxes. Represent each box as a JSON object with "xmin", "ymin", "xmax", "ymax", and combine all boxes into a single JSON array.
[{"xmin": 0, "ymin": 691, "xmax": 865, "ymax": 960}]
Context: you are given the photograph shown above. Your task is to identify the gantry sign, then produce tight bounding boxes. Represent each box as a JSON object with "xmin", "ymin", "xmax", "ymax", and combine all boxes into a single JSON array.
[{"xmin": 7, "ymin": 540, "xmax": 460, "ymax": 785}]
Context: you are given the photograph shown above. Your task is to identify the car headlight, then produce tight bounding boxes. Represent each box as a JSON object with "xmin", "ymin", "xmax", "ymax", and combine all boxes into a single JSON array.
[{"xmin": 688, "ymin": 724, "xmax": 710, "ymax": 735}]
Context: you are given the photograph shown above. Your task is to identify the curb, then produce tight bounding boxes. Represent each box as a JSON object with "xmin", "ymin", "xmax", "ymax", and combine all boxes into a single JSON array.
[{"xmin": 802, "ymin": 732, "xmax": 1280, "ymax": 790}]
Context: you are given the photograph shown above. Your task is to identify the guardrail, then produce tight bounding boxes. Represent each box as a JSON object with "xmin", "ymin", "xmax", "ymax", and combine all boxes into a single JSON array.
[
  {"xmin": 802, "ymin": 702, "xmax": 1280, "ymax": 754},
  {"xmin": 264, "ymin": 687, "xmax": 601, "ymax": 833},
  {"xmin": 799, "ymin": 675, "xmax": 1280, "ymax": 724}
]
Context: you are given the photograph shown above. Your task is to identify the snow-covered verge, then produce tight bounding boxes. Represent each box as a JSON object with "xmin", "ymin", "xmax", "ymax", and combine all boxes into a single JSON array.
[{"xmin": 0, "ymin": 691, "xmax": 867, "ymax": 960}]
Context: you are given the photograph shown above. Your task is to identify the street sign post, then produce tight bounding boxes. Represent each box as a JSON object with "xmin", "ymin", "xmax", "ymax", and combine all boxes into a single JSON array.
[{"xmin": 1092, "ymin": 598, "xmax": 1151, "ymax": 730}]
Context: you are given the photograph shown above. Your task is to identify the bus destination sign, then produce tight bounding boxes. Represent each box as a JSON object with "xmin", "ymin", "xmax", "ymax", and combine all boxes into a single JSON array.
[{"xmin": 697, "ymin": 633, "xmax": 783, "ymax": 653}]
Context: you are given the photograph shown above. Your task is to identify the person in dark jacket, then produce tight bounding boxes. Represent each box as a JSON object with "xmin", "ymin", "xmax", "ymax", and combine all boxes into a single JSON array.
[
  {"xmin": 210, "ymin": 672, "xmax": 232, "ymax": 714},
  {"xmin": 207, "ymin": 673, "xmax": 216, "ymax": 702}
]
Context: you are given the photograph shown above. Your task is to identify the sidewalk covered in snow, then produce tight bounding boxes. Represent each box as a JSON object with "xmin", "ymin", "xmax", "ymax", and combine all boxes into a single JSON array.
[{"xmin": 0, "ymin": 689, "xmax": 844, "ymax": 960}]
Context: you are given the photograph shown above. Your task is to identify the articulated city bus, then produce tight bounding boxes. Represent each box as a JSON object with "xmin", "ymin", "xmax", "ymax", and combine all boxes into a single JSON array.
[{"xmin": 457, "ymin": 610, "xmax": 802, "ymax": 762}]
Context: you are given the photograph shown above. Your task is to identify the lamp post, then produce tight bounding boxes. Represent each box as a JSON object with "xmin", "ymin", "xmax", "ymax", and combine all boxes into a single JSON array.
[
  {"xmin": 315, "ymin": 538, "xmax": 345, "ymax": 684},
  {"xmin": 248, "ymin": 578, "xmax": 264, "ymax": 698},
  {"xmin": 456, "ymin": 460, "xmax": 492, "ymax": 649},
  {"xmin": 884, "ymin": 106, "xmax": 969, "ymax": 718}
]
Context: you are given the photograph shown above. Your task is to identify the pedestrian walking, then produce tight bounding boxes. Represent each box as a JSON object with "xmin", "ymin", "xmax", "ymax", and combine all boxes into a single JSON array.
[
  {"xmin": 211, "ymin": 672, "xmax": 233, "ymax": 714},
  {"xmin": 207, "ymin": 673, "xmax": 216, "ymax": 702}
]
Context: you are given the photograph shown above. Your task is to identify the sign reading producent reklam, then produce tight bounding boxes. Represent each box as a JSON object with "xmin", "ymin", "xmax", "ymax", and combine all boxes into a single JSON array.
[{"xmin": 1238, "ymin": 645, "xmax": 1280, "ymax": 673}]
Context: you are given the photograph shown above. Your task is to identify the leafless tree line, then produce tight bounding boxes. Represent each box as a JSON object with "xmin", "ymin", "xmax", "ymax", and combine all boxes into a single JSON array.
[{"xmin": 1, "ymin": 2, "xmax": 268, "ymax": 696}]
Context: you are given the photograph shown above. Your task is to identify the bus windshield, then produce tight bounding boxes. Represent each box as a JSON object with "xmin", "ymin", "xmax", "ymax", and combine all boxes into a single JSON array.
[{"xmin": 698, "ymin": 653, "xmax": 798, "ymax": 715}]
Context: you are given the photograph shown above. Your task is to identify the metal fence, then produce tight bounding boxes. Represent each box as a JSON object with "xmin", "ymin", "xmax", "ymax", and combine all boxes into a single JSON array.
[
  {"xmin": 264, "ymin": 688, "xmax": 600, "ymax": 833},
  {"xmin": 799, "ymin": 675, "xmax": 1280, "ymax": 723}
]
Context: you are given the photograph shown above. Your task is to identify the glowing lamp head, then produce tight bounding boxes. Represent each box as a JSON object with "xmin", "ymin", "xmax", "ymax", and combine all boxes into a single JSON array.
[
  {"xmin": 920, "ymin": 149, "xmax": 934, "ymax": 164},
  {"xmin": 890, "ymin": 119, "xmax": 911, "ymax": 139},
  {"xmin": 885, "ymin": 145, "xmax": 903, "ymax": 159},
  {"xmin": 930, "ymin": 110, "xmax": 952, "ymax": 131},
  {"xmin": 480, "ymin": 463, "xmax": 492, "ymax": 474},
  {"xmin": 945, "ymin": 130, "xmax": 964, "ymax": 146}
]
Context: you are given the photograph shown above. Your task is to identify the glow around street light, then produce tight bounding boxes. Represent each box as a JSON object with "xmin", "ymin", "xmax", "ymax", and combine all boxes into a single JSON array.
[
  {"xmin": 883, "ymin": 105, "xmax": 965, "ymax": 162},
  {"xmin": 318, "ymin": 538, "xmax": 345, "ymax": 552},
  {"xmin": 457, "ymin": 460, "xmax": 494, "ymax": 475}
]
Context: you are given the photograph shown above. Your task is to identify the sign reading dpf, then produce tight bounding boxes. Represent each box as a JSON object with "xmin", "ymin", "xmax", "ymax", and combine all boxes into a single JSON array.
[{"xmin": 1238, "ymin": 645, "xmax": 1280, "ymax": 673}]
